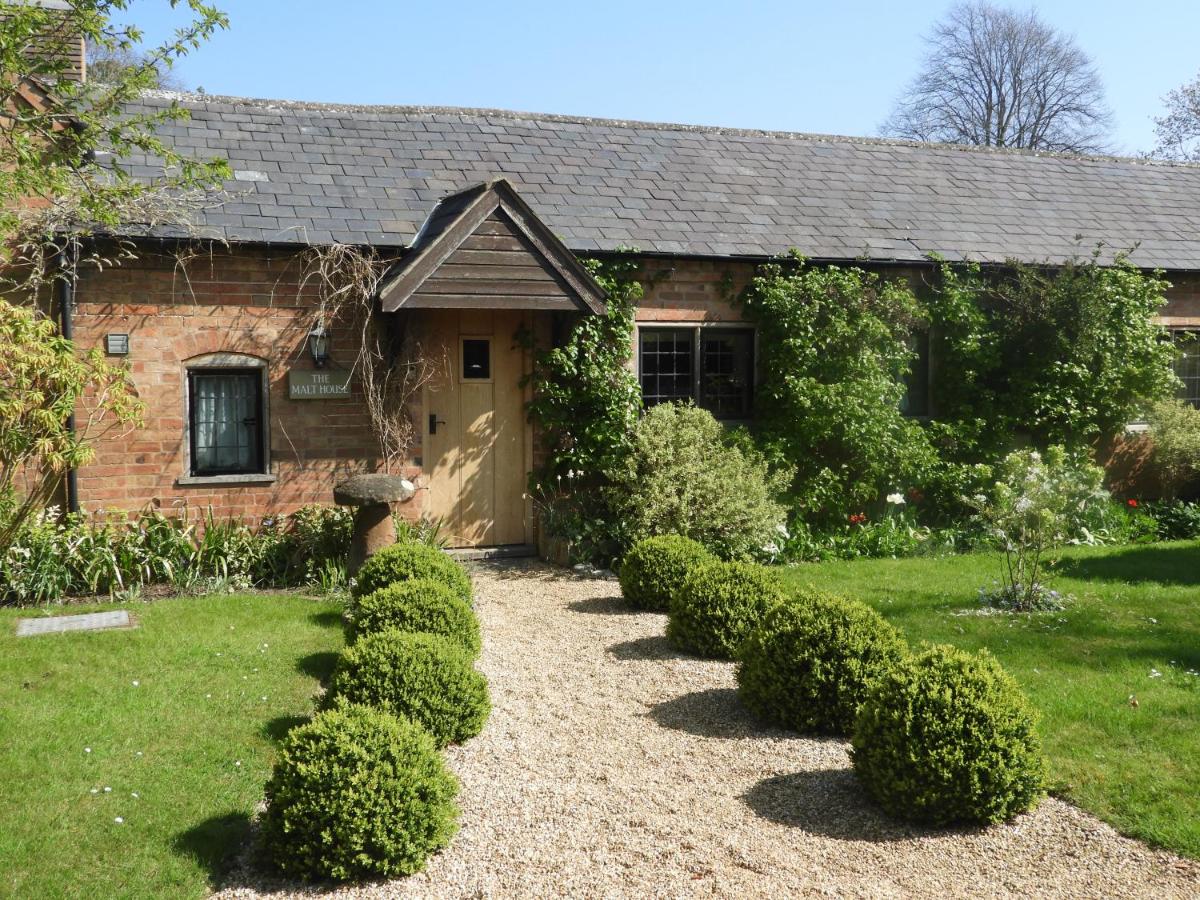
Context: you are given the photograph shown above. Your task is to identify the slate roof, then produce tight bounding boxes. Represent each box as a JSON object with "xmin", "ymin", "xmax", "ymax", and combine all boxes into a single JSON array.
[{"xmin": 120, "ymin": 91, "xmax": 1200, "ymax": 269}]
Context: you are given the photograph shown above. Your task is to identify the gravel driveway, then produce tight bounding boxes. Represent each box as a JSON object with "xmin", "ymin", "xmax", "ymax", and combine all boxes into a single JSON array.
[{"xmin": 218, "ymin": 560, "xmax": 1199, "ymax": 899}]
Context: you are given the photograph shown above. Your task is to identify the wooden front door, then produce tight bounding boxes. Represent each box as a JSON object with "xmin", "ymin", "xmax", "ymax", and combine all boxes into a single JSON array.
[{"xmin": 422, "ymin": 309, "xmax": 531, "ymax": 548}]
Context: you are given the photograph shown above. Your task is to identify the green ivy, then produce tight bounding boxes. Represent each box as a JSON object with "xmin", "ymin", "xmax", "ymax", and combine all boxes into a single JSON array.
[
  {"xmin": 523, "ymin": 255, "xmax": 643, "ymax": 562},
  {"xmin": 927, "ymin": 252, "xmax": 1178, "ymax": 457},
  {"xmin": 738, "ymin": 253, "xmax": 935, "ymax": 521}
]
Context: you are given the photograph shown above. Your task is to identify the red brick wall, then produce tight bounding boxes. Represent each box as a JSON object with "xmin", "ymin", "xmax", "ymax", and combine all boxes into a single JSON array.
[
  {"xmin": 72, "ymin": 245, "xmax": 424, "ymax": 522},
  {"xmin": 1162, "ymin": 272, "xmax": 1200, "ymax": 326},
  {"xmin": 68, "ymin": 250, "xmax": 1200, "ymax": 522}
]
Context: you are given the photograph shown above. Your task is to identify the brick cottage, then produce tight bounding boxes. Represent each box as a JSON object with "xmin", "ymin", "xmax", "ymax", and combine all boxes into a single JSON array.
[{"xmin": 57, "ymin": 92, "xmax": 1200, "ymax": 549}]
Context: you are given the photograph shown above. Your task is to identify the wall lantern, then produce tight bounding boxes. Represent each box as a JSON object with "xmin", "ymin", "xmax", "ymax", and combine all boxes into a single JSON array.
[{"xmin": 307, "ymin": 322, "xmax": 330, "ymax": 368}]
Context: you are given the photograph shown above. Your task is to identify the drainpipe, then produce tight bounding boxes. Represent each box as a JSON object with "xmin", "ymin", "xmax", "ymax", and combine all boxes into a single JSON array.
[{"xmin": 56, "ymin": 242, "xmax": 80, "ymax": 514}]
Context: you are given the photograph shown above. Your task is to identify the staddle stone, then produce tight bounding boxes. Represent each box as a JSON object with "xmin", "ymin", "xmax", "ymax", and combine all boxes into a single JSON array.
[
  {"xmin": 334, "ymin": 474, "xmax": 416, "ymax": 575},
  {"xmin": 333, "ymin": 474, "xmax": 415, "ymax": 507}
]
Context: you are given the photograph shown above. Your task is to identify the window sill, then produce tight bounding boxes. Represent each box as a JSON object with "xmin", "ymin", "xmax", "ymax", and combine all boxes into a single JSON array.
[{"xmin": 176, "ymin": 473, "xmax": 277, "ymax": 487}]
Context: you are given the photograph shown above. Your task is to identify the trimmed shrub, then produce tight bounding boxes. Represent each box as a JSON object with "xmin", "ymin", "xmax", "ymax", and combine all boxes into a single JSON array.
[
  {"xmin": 667, "ymin": 560, "xmax": 785, "ymax": 659},
  {"xmin": 738, "ymin": 591, "xmax": 908, "ymax": 735},
  {"xmin": 851, "ymin": 644, "xmax": 1047, "ymax": 826},
  {"xmin": 261, "ymin": 703, "xmax": 459, "ymax": 881},
  {"xmin": 327, "ymin": 630, "xmax": 489, "ymax": 748},
  {"xmin": 619, "ymin": 534, "xmax": 714, "ymax": 611},
  {"xmin": 349, "ymin": 579, "xmax": 481, "ymax": 656},
  {"xmin": 607, "ymin": 403, "xmax": 793, "ymax": 560},
  {"xmin": 353, "ymin": 541, "xmax": 472, "ymax": 604}
]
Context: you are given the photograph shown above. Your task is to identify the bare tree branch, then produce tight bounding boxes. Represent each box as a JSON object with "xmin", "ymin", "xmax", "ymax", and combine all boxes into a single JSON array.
[
  {"xmin": 1152, "ymin": 70, "xmax": 1200, "ymax": 160},
  {"xmin": 882, "ymin": 2, "xmax": 1113, "ymax": 153}
]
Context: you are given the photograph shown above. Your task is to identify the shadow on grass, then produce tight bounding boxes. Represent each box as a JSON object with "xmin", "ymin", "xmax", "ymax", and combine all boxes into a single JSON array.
[
  {"xmin": 296, "ymin": 651, "xmax": 339, "ymax": 683},
  {"xmin": 308, "ymin": 609, "xmax": 344, "ymax": 629},
  {"xmin": 742, "ymin": 770, "xmax": 976, "ymax": 843},
  {"xmin": 567, "ymin": 596, "xmax": 639, "ymax": 616},
  {"xmin": 262, "ymin": 714, "xmax": 310, "ymax": 744},
  {"xmin": 1057, "ymin": 543, "xmax": 1200, "ymax": 586},
  {"xmin": 648, "ymin": 687, "xmax": 769, "ymax": 739},
  {"xmin": 173, "ymin": 810, "xmax": 253, "ymax": 887},
  {"xmin": 608, "ymin": 635, "xmax": 683, "ymax": 661}
]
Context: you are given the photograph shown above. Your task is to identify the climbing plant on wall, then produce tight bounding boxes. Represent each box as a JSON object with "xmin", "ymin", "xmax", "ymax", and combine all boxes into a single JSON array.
[{"xmin": 523, "ymin": 255, "xmax": 643, "ymax": 561}]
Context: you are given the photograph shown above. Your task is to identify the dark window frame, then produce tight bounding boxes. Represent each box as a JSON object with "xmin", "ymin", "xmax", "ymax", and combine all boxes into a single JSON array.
[
  {"xmin": 637, "ymin": 324, "xmax": 756, "ymax": 420},
  {"xmin": 1172, "ymin": 329, "xmax": 1200, "ymax": 410},
  {"xmin": 901, "ymin": 329, "xmax": 933, "ymax": 419},
  {"xmin": 187, "ymin": 366, "xmax": 267, "ymax": 477}
]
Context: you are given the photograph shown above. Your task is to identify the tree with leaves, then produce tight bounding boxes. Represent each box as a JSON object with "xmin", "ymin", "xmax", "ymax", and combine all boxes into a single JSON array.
[
  {"xmin": 1152, "ymin": 71, "xmax": 1200, "ymax": 160},
  {"xmin": 0, "ymin": 0, "xmax": 229, "ymax": 263},
  {"xmin": 883, "ymin": 2, "xmax": 1112, "ymax": 153},
  {"xmin": 0, "ymin": 0, "xmax": 228, "ymax": 555}
]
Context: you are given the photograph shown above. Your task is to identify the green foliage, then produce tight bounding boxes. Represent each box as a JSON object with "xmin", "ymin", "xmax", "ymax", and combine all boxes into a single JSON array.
[
  {"xmin": 327, "ymin": 630, "xmax": 490, "ymax": 748},
  {"xmin": 0, "ymin": 504, "xmax": 356, "ymax": 606},
  {"xmin": 349, "ymin": 579, "xmax": 480, "ymax": 657},
  {"xmin": 353, "ymin": 541, "xmax": 472, "ymax": 604},
  {"xmin": 524, "ymin": 256, "xmax": 643, "ymax": 563},
  {"xmin": 608, "ymin": 403, "xmax": 792, "ymax": 560},
  {"xmin": 0, "ymin": 1, "xmax": 229, "ymax": 249},
  {"xmin": 262, "ymin": 704, "xmax": 459, "ymax": 882},
  {"xmin": 738, "ymin": 255, "xmax": 936, "ymax": 520},
  {"xmin": 1140, "ymin": 499, "xmax": 1200, "ymax": 540},
  {"xmin": 666, "ymin": 560, "xmax": 785, "ymax": 659},
  {"xmin": 618, "ymin": 534, "xmax": 714, "ymax": 611},
  {"xmin": 1146, "ymin": 397, "xmax": 1200, "ymax": 498},
  {"xmin": 0, "ymin": 301, "xmax": 145, "ymax": 557},
  {"xmin": 737, "ymin": 591, "xmax": 908, "ymax": 735},
  {"xmin": 973, "ymin": 447, "xmax": 1109, "ymax": 611},
  {"xmin": 851, "ymin": 644, "xmax": 1047, "ymax": 826},
  {"xmin": 926, "ymin": 255, "xmax": 1177, "ymax": 456}
]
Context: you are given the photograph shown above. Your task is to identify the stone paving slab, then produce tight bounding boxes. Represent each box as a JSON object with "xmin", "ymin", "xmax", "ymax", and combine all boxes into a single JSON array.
[{"xmin": 16, "ymin": 610, "xmax": 134, "ymax": 637}]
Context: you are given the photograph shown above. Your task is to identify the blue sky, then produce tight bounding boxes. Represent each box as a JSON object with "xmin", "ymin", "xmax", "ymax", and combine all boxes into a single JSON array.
[{"xmin": 130, "ymin": 1, "xmax": 1199, "ymax": 156}]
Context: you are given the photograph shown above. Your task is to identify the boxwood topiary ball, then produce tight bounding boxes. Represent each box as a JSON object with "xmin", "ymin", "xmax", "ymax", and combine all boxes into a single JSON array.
[
  {"xmin": 350, "ymin": 579, "xmax": 481, "ymax": 657},
  {"xmin": 619, "ymin": 534, "xmax": 714, "ymax": 612},
  {"xmin": 737, "ymin": 590, "xmax": 908, "ymax": 735},
  {"xmin": 328, "ymin": 629, "xmax": 489, "ymax": 748},
  {"xmin": 851, "ymin": 644, "xmax": 1047, "ymax": 826},
  {"xmin": 353, "ymin": 541, "xmax": 472, "ymax": 604},
  {"xmin": 667, "ymin": 560, "xmax": 785, "ymax": 659},
  {"xmin": 261, "ymin": 703, "xmax": 459, "ymax": 882}
]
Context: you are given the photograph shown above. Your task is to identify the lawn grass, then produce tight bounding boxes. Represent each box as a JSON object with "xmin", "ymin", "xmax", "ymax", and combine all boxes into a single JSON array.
[
  {"xmin": 0, "ymin": 591, "xmax": 345, "ymax": 899},
  {"xmin": 778, "ymin": 540, "xmax": 1200, "ymax": 859}
]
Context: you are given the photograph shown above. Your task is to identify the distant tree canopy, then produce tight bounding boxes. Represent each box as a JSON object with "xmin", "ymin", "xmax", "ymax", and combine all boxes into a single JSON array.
[
  {"xmin": 883, "ymin": 2, "xmax": 1112, "ymax": 154},
  {"xmin": 1153, "ymin": 70, "xmax": 1200, "ymax": 161},
  {"xmin": 87, "ymin": 42, "xmax": 186, "ymax": 90}
]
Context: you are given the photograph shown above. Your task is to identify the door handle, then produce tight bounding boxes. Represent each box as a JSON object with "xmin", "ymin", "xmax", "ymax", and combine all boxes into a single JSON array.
[{"xmin": 429, "ymin": 413, "xmax": 447, "ymax": 435}]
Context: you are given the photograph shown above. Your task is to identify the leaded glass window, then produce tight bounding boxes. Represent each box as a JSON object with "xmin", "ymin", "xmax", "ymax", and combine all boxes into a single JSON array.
[{"xmin": 638, "ymin": 326, "xmax": 754, "ymax": 419}]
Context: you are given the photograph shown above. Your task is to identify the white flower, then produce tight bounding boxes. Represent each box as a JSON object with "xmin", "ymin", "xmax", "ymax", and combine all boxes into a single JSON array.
[
  {"xmin": 103, "ymin": 786, "xmax": 111, "ymax": 793},
  {"xmin": 886, "ymin": 493, "xmax": 906, "ymax": 505},
  {"xmin": 114, "ymin": 817, "xmax": 124, "ymax": 825},
  {"xmin": 1149, "ymin": 669, "xmax": 1162, "ymax": 678},
  {"xmin": 84, "ymin": 747, "xmax": 91, "ymax": 754},
  {"xmin": 131, "ymin": 680, "xmax": 139, "ymax": 687}
]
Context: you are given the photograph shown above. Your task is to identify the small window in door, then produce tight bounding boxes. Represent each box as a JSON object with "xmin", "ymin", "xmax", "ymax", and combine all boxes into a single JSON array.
[{"xmin": 462, "ymin": 338, "xmax": 491, "ymax": 381}]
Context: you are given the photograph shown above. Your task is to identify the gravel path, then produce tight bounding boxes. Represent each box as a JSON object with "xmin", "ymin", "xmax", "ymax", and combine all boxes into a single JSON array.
[{"xmin": 218, "ymin": 560, "xmax": 1199, "ymax": 899}]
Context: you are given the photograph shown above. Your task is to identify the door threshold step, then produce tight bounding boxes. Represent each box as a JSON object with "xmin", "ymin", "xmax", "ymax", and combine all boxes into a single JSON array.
[{"xmin": 446, "ymin": 544, "xmax": 537, "ymax": 561}]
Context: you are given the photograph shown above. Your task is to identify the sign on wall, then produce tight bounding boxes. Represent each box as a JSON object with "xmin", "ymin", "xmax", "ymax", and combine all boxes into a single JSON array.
[{"xmin": 288, "ymin": 369, "xmax": 353, "ymax": 400}]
